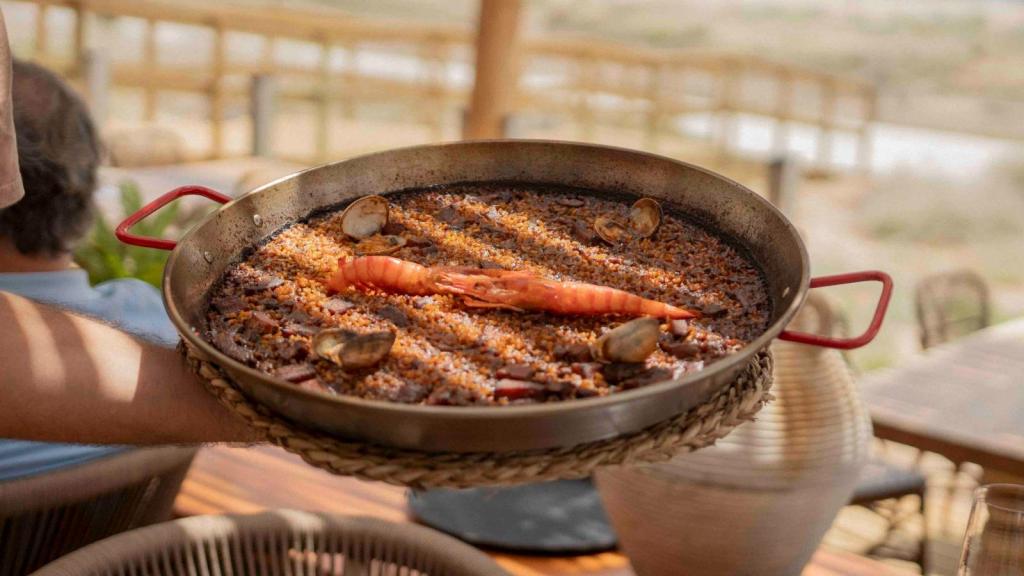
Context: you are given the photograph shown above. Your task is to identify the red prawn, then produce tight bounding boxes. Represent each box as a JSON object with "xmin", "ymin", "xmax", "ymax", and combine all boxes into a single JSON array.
[{"xmin": 327, "ymin": 255, "xmax": 698, "ymax": 319}]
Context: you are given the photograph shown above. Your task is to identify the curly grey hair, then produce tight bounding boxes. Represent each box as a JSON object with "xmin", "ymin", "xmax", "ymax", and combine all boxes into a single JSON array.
[{"xmin": 0, "ymin": 59, "xmax": 100, "ymax": 256}]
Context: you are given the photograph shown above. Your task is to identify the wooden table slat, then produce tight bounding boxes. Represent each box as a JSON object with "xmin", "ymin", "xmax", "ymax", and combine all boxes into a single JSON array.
[{"xmin": 861, "ymin": 318, "xmax": 1024, "ymax": 475}]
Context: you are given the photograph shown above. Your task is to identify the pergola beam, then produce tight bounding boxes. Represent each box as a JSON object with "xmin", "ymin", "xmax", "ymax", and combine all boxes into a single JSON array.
[{"xmin": 463, "ymin": 0, "xmax": 521, "ymax": 139}]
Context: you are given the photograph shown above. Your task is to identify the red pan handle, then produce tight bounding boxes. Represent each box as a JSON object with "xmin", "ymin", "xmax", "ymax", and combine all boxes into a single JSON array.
[
  {"xmin": 115, "ymin": 185, "xmax": 231, "ymax": 251},
  {"xmin": 778, "ymin": 270, "xmax": 893, "ymax": 350}
]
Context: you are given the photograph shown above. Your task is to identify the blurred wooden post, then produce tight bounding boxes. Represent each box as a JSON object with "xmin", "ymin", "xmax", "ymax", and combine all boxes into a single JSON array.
[
  {"xmin": 644, "ymin": 61, "xmax": 664, "ymax": 150},
  {"xmin": 435, "ymin": 42, "xmax": 451, "ymax": 139},
  {"xmin": 856, "ymin": 88, "xmax": 876, "ymax": 174},
  {"xmin": 34, "ymin": 2, "xmax": 48, "ymax": 58},
  {"xmin": 72, "ymin": 4, "xmax": 88, "ymax": 76},
  {"xmin": 463, "ymin": 0, "xmax": 521, "ymax": 139},
  {"xmin": 316, "ymin": 38, "xmax": 331, "ymax": 162},
  {"xmin": 421, "ymin": 39, "xmax": 448, "ymax": 140},
  {"xmin": 143, "ymin": 19, "xmax": 158, "ymax": 121},
  {"xmin": 261, "ymin": 35, "xmax": 276, "ymax": 72},
  {"xmin": 339, "ymin": 41, "xmax": 356, "ymax": 119},
  {"xmin": 575, "ymin": 57, "xmax": 595, "ymax": 140},
  {"xmin": 715, "ymin": 60, "xmax": 738, "ymax": 159},
  {"xmin": 209, "ymin": 21, "xmax": 226, "ymax": 158},
  {"xmin": 768, "ymin": 156, "xmax": 799, "ymax": 215},
  {"xmin": 81, "ymin": 47, "xmax": 110, "ymax": 125},
  {"xmin": 817, "ymin": 80, "xmax": 836, "ymax": 170},
  {"xmin": 772, "ymin": 71, "xmax": 792, "ymax": 157},
  {"xmin": 251, "ymin": 74, "xmax": 275, "ymax": 157}
]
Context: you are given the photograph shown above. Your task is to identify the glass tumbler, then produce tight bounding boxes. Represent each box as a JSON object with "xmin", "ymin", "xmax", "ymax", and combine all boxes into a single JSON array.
[{"xmin": 958, "ymin": 484, "xmax": 1024, "ymax": 575}]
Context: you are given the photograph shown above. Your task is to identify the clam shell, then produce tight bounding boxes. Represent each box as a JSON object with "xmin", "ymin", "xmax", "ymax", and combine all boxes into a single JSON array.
[
  {"xmin": 313, "ymin": 328, "xmax": 356, "ymax": 364},
  {"xmin": 355, "ymin": 234, "xmax": 407, "ymax": 256},
  {"xmin": 629, "ymin": 197, "xmax": 662, "ymax": 238},
  {"xmin": 340, "ymin": 195, "xmax": 389, "ymax": 240},
  {"xmin": 339, "ymin": 331, "xmax": 396, "ymax": 369},
  {"xmin": 592, "ymin": 317, "xmax": 661, "ymax": 364},
  {"xmin": 594, "ymin": 215, "xmax": 630, "ymax": 244},
  {"xmin": 313, "ymin": 328, "xmax": 395, "ymax": 369}
]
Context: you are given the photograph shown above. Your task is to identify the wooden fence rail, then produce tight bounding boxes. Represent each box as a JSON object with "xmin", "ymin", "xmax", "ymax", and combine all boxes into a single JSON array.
[{"xmin": 5, "ymin": 0, "xmax": 877, "ymax": 170}]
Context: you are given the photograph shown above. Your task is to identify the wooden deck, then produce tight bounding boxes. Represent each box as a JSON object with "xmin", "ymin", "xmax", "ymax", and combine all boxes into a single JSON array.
[{"xmin": 176, "ymin": 444, "xmax": 914, "ymax": 576}]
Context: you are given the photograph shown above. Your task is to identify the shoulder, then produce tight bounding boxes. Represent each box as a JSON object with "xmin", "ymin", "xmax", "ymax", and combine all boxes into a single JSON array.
[
  {"xmin": 93, "ymin": 277, "xmax": 164, "ymax": 308},
  {"xmin": 92, "ymin": 278, "xmax": 179, "ymax": 346},
  {"xmin": 94, "ymin": 277, "xmax": 161, "ymax": 295}
]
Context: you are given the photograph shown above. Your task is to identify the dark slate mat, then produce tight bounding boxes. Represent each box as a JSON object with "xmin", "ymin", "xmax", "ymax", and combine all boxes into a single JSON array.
[{"xmin": 408, "ymin": 478, "xmax": 617, "ymax": 554}]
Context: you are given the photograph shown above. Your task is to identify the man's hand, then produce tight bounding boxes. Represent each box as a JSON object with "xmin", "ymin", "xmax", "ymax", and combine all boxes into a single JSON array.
[{"xmin": 0, "ymin": 8, "xmax": 24, "ymax": 209}]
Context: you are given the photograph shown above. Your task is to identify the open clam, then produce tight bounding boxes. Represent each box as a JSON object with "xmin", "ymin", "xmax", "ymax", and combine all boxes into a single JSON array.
[
  {"xmin": 594, "ymin": 215, "xmax": 630, "ymax": 244},
  {"xmin": 593, "ymin": 198, "xmax": 662, "ymax": 244},
  {"xmin": 591, "ymin": 317, "xmax": 661, "ymax": 363},
  {"xmin": 313, "ymin": 328, "xmax": 395, "ymax": 369},
  {"xmin": 339, "ymin": 331, "xmax": 396, "ymax": 369},
  {"xmin": 629, "ymin": 197, "xmax": 662, "ymax": 238},
  {"xmin": 313, "ymin": 328, "xmax": 356, "ymax": 364},
  {"xmin": 340, "ymin": 195, "xmax": 389, "ymax": 240},
  {"xmin": 355, "ymin": 234, "xmax": 407, "ymax": 256}
]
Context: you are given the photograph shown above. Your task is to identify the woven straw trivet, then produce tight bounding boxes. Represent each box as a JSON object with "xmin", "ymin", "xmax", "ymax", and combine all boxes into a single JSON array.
[{"xmin": 184, "ymin": 343, "xmax": 774, "ymax": 489}]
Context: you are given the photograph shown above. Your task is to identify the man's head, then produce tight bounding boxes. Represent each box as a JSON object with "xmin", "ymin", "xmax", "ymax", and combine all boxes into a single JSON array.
[{"xmin": 0, "ymin": 60, "xmax": 100, "ymax": 256}]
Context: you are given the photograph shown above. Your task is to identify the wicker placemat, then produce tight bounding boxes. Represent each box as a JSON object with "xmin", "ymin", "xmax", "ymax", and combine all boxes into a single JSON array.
[{"xmin": 184, "ymin": 343, "xmax": 774, "ymax": 489}]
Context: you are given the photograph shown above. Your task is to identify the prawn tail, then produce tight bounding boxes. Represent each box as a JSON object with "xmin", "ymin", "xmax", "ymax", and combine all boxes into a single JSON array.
[{"xmin": 645, "ymin": 299, "xmax": 700, "ymax": 319}]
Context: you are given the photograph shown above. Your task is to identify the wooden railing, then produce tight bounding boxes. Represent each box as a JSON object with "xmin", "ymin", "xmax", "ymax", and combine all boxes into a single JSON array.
[
  {"xmin": 4, "ymin": 0, "xmax": 877, "ymax": 171},
  {"xmin": 517, "ymin": 39, "xmax": 877, "ymax": 170}
]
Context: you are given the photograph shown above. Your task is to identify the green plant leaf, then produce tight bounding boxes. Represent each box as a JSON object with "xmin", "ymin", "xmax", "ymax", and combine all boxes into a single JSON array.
[
  {"xmin": 150, "ymin": 199, "xmax": 180, "ymax": 237},
  {"xmin": 119, "ymin": 181, "xmax": 143, "ymax": 219},
  {"xmin": 74, "ymin": 179, "xmax": 210, "ymax": 289}
]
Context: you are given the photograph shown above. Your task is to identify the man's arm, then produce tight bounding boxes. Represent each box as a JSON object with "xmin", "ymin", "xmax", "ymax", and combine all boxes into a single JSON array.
[{"xmin": 0, "ymin": 291, "xmax": 260, "ymax": 444}]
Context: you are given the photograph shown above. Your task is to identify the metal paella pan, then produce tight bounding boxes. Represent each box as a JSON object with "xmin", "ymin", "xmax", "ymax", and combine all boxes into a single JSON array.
[{"xmin": 117, "ymin": 140, "xmax": 891, "ymax": 453}]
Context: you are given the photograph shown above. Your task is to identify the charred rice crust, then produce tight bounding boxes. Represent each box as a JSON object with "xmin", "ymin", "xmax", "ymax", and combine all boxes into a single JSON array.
[{"xmin": 204, "ymin": 184, "xmax": 770, "ymax": 406}]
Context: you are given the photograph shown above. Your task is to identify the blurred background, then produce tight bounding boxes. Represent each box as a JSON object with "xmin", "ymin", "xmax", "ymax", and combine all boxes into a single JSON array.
[{"xmin": 2, "ymin": 1, "xmax": 1023, "ymax": 572}]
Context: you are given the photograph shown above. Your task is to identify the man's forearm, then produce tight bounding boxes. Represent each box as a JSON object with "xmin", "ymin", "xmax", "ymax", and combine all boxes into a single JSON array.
[{"xmin": 0, "ymin": 291, "xmax": 260, "ymax": 444}]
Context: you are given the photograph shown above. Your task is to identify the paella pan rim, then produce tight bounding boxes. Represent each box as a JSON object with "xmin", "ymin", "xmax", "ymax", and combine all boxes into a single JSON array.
[{"xmin": 163, "ymin": 139, "xmax": 810, "ymax": 445}]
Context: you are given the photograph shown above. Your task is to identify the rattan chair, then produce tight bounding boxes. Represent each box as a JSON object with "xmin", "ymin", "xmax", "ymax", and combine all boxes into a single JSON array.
[
  {"xmin": 915, "ymin": 269, "xmax": 990, "ymax": 349},
  {"xmin": 31, "ymin": 510, "xmax": 510, "ymax": 576},
  {"xmin": 829, "ymin": 302, "xmax": 928, "ymax": 571},
  {"xmin": 0, "ymin": 445, "xmax": 197, "ymax": 576}
]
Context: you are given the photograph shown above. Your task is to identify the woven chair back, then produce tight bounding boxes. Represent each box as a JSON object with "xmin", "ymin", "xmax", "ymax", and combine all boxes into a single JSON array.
[
  {"xmin": 915, "ymin": 269, "xmax": 990, "ymax": 349},
  {"xmin": 0, "ymin": 446, "xmax": 197, "ymax": 576},
  {"xmin": 31, "ymin": 510, "xmax": 509, "ymax": 576}
]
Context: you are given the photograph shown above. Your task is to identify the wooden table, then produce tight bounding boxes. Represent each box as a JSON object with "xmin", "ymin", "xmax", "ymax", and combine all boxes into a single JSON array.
[
  {"xmin": 175, "ymin": 445, "xmax": 910, "ymax": 576},
  {"xmin": 860, "ymin": 319, "xmax": 1024, "ymax": 476}
]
